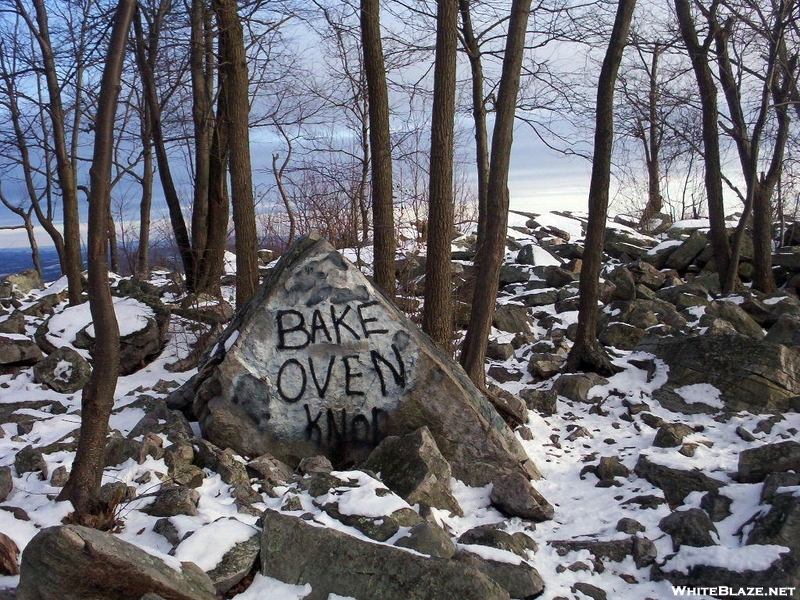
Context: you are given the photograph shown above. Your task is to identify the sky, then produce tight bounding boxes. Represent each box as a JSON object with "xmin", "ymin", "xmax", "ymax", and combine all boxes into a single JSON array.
[{"xmin": 0, "ymin": 125, "xmax": 594, "ymax": 250}]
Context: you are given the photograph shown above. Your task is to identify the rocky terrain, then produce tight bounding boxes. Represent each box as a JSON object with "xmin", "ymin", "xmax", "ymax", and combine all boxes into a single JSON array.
[{"xmin": 0, "ymin": 211, "xmax": 797, "ymax": 599}]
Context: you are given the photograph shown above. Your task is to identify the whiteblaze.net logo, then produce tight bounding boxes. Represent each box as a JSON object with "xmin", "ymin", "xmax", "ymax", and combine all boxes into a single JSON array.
[{"xmin": 671, "ymin": 586, "xmax": 797, "ymax": 597}]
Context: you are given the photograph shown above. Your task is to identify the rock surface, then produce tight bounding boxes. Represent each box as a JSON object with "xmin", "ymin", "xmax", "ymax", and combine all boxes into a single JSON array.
[
  {"xmin": 17, "ymin": 525, "xmax": 217, "ymax": 600},
  {"xmin": 189, "ymin": 234, "xmax": 540, "ymax": 488}
]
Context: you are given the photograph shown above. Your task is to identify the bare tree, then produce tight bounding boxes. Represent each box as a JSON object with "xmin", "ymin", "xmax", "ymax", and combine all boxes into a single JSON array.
[
  {"xmin": 565, "ymin": 0, "xmax": 636, "ymax": 375},
  {"xmin": 360, "ymin": 0, "xmax": 396, "ymax": 297},
  {"xmin": 422, "ymin": 0, "xmax": 459, "ymax": 350},
  {"xmin": 460, "ymin": 0, "xmax": 533, "ymax": 388},
  {"xmin": 59, "ymin": 0, "xmax": 135, "ymax": 524}
]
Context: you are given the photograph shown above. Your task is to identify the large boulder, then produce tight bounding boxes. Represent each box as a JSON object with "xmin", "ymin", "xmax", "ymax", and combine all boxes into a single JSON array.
[
  {"xmin": 0, "ymin": 335, "xmax": 42, "ymax": 367},
  {"xmin": 636, "ymin": 333, "xmax": 800, "ymax": 414},
  {"xmin": 17, "ymin": 525, "xmax": 217, "ymax": 600},
  {"xmin": 3, "ymin": 269, "xmax": 43, "ymax": 294},
  {"xmin": 187, "ymin": 234, "xmax": 541, "ymax": 488},
  {"xmin": 634, "ymin": 454, "xmax": 723, "ymax": 505},
  {"xmin": 260, "ymin": 509, "xmax": 511, "ymax": 600},
  {"xmin": 736, "ymin": 441, "xmax": 800, "ymax": 484}
]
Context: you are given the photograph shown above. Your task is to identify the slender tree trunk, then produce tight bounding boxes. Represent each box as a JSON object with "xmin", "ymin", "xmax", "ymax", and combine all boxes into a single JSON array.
[
  {"xmin": 459, "ymin": 0, "xmax": 490, "ymax": 248},
  {"xmin": 190, "ymin": 0, "xmax": 214, "ymax": 283},
  {"xmin": 361, "ymin": 0, "xmax": 396, "ymax": 298},
  {"xmin": 107, "ymin": 214, "xmax": 119, "ymax": 274},
  {"xmin": 674, "ymin": 0, "xmax": 731, "ymax": 289},
  {"xmin": 640, "ymin": 46, "xmax": 662, "ymax": 229},
  {"xmin": 565, "ymin": 0, "xmax": 636, "ymax": 375},
  {"xmin": 137, "ymin": 106, "xmax": 153, "ymax": 277},
  {"xmin": 272, "ymin": 150, "xmax": 295, "ymax": 246},
  {"xmin": 133, "ymin": 9, "xmax": 195, "ymax": 288},
  {"xmin": 24, "ymin": 213, "xmax": 42, "ymax": 279},
  {"xmin": 59, "ymin": 0, "xmax": 134, "ymax": 522},
  {"xmin": 213, "ymin": 0, "xmax": 258, "ymax": 306},
  {"xmin": 460, "ymin": 0, "xmax": 532, "ymax": 387},
  {"xmin": 422, "ymin": 0, "xmax": 459, "ymax": 350},
  {"xmin": 25, "ymin": 0, "xmax": 83, "ymax": 304}
]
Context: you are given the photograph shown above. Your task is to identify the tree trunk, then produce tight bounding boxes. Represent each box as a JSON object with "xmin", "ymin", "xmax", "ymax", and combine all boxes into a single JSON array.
[
  {"xmin": 639, "ymin": 46, "xmax": 662, "ymax": 230},
  {"xmin": 24, "ymin": 213, "xmax": 43, "ymax": 280},
  {"xmin": 459, "ymin": 0, "xmax": 490, "ymax": 248},
  {"xmin": 213, "ymin": 0, "xmax": 258, "ymax": 306},
  {"xmin": 565, "ymin": 0, "xmax": 636, "ymax": 376},
  {"xmin": 107, "ymin": 213, "xmax": 119, "ymax": 274},
  {"xmin": 58, "ymin": 0, "xmax": 134, "ymax": 523},
  {"xmin": 361, "ymin": 0, "xmax": 396, "ymax": 298},
  {"xmin": 674, "ymin": 0, "xmax": 732, "ymax": 290},
  {"xmin": 137, "ymin": 103, "xmax": 153, "ymax": 277},
  {"xmin": 133, "ymin": 9, "xmax": 195, "ymax": 289},
  {"xmin": 460, "ymin": 0, "xmax": 532, "ymax": 387},
  {"xmin": 195, "ymin": 90, "xmax": 230, "ymax": 296},
  {"xmin": 190, "ymin": 0, "xmax": 215, "ymax": 283},
  {"xmin": 422, "ymin": 0, "xmax": 459, "ymax": 350},
  {"xmin": 27, "ymin": 0, "xmax": 83, "ymax": 304}
]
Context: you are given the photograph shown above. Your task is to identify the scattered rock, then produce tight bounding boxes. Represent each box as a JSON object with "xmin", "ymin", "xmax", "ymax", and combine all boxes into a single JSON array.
[
  {"xmin": 33, "ymin": 347, "xmax": 92, "ymax": 394},
  {"xmin": 0, "ymin": 335, "xmax": 42, "ymax": 367},
  {"xmin": 395, "ymin": 521, "xmax": 455, "ymax": 559},
  {"xmin": 552, "ymin": 373, "xmax": 606, "ymax": 403},
  {"xmin": 17, "ymin": 525, "xmax": 217, "ymax": 600},
  {"xmin": 142, "ymin": 486, "xmax": 200, "ymax": 517},
  {"xmin": 207, "ymin": 533, "xmax": 260, "ymax": 593},
  {"xmin": 519, "ymin": 388, "xmax": 557, "ymax": 416},
  {"xmin": 653, "ymin": 423, "xmax": 696, "ymax": 448},
  {"xmin": 0, "ymin": 532, "xmax": 19, "ymax": 576},
  {"xmin": 454, "ymin": 550, "xmax": 545, "ymax": 600},
  {"xmin": 634, "ymin": 454, "xmax": 723, "ymax": 505},
  {"xmin": 659, "ymin": 508, "xmax": 718, "ymax": 550},
  {"xmin": 599, "ymin": 322, "xmax": 646, "ymax": 350},
  {"xmin": 737, "ymin": 441, "xmax": 800, "ymax": 483},
  {"xmin": 458, "ymin": 525, "xmax": 537, "ymax": 558},
  {"xmin": 362, "ymin": 427, "xmax": 462, "ymax": 515},
  {"xmin": 15, "ymin": 445, "xmax": 47, "ymax": 479},
  {"xmin": 489, "ymin": 472, "xmax": 554, "ymax": 522},
  {"xmin": 571, "ymin": 582, "xmax": 606, "ymax": 600},
  {"xmin": 259, "ymin": 509, "xmax": 510, "ymax": 600},
  {"xmin": 3, "ymin": 270, "xmax": 43, "ymax": 294},
  {"xmin": 0, "ymin": 467, "xmax": 12, "ymax": 501},
  {"xmin": 700, "ymin": 490, "xmax": 733, "ymax": 522}
]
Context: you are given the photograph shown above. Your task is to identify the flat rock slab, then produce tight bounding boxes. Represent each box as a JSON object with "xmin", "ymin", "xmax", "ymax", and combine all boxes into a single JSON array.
[
  {"xmin": 17, "ymin": 525, "xmax": 217, "ymax": 600},
  {"xmin": 260, "ymin": 509, "xmax": 510, "ymax": 600},
  {"xmin": 190, "ymin": 234, "xmax": 540, "ymax": 487},
  {"xmin": 636, "ymin": 333, "xmax": 800, "ymax": 414}
]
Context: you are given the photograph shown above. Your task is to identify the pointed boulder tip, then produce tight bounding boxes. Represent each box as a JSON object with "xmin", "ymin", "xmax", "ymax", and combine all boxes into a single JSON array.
[{"xmin": 190, "ymin": 236, "xmax": 545, "ymax": 496}]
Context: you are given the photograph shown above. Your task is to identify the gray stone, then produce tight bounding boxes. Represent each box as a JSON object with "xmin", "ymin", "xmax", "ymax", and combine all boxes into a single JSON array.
[
  {"xmin": 773, "ymin": 247, "xmax": 800, "ymax": 269},
  {"xmin": 0, "ymin": 335, "xmax": 42, "ymax": 366},
  {"xmin": 544, "ymin": 267, "xmax": 576, "ymax": 289},
  {"xmin": 499, "ymin": 264, "xmax": 533, "ymax": 285},
  {"xmin": 700, "ymin": 490, "xmax": 733, "ymax": 522},
  {"xmin": 616, "ymin": 518, "xmax": 645, "ymax": 534},
  {"xmin": 550, "ymin": 536, "xmax": 656, "ymax": 568},
  {"xmin": 595, "ymin": 456, "xmax": 630, "ymax": 485},
  {"xmin": 246, "ymin": 453, "xmax": 293, "ymax": 485},
  {"xmin": 659, "ymin": 508, "xmax": 718, "ymax": 550},
  {"xmin": 519, "ymin": 388, "xmax": 557, "ymax": 416},
  {"xmin": 571, "ymin": 582, "xmax": 606, "ymax": 600},
  {"xmin": 317, "ymin": 500, "xmax": 402, "ymax": 542},
  {"xmin": 599, "ymin": 322, "xmax": 646, "ymax": 350},
  {"xmin": 737, "ymin": 441, "xmax": 800, "ymax": 483},
  {"xmin": 142, "ymin": 486, "xmax": 199, "ymax": 517},
  {"xmin": 0, "ymin": 313, "xmax": 25, "ymax": 335},
  {"xmin": 745, "ymin": 475, "xmax": 800, "ymax": 552},
  {"xmin": 395, "ymin": 521, "xmax": 456, "ymax": 558},
  {"xmin": 489, "ymin": 471, "xmax": 554, "ymax": 522},
  {"xmin": 630, "ymin": 260, "xmax": 667, "ymax": 290},
  {"xmin": 15, "ymin": 445, "xmax": 46, "ymax": 478},
  {"xmin": 653, "ymin": 423, "xmax": 696, "ymax": 448},
  {"xmin": 651, "ymin": 552, "xmax": 798, "ymax": 591},
  {"xmin": 297, "ymin": 455, "xmax": 333, "ymax": 475},
  {"xmin": 516, "ymin": 288, "xmax": 559, "ymax": 307},
  {"xmin": 33, "ymin": 347, "xmax": 91, "ymax": 394},
  {"xmin": 707, "ymin": 301, "xmax": 765, "ymax": 339},
  {"xmin": 3, "ymin": 270, "xmax": 43, "ymax": 294},
  {"xmin": 764, "ymin": 314, "xmax": 800, "ymax": 347},
  {"xmin": 666, "ymin": 231, "xmax": 708, "ymax": 271},
  {"xmin": 192, "ymin": 439, "xmax": 250, "ymax": 487},
  {"xmin": 454, "ymin": 551, "xmax": 544, "ymax": 600},
  {"xmin": 608, "ymin": 266, "xmax": 636, "ymax": 301},
  {"xmin": 17, "ymin": 525, "xmax": 216, "ymax": 600},
  {"xmin": 189, "ymin": 235, "xmax": 540, "ymax": 488},
  {"xmin": 637, "ymin": 333, "xmax": 800, "ymax": 414},
  {"xmin": 129, "ymin": 401, "xmax": 193, "ymax": 444},
  {"xmin": 634, "ymin": 454, "xmax": 723, "ymax": 505},
  {"xmin": 486, "ymin": 339, "xmax": 514, "ymax": 361},
  {"xmin": 363, "ymin": 427, "xmax": 462, "ymax": 515},
  {"xmin": 458, "ymin": 525, "xmax": 537, "ymax": 558},
  {"xmin": 173, "ymin": 294, "xmax": 233, "ymax": 325},
  {"xmin": 207, "ymin": 533, "xmax": 260, "ymax": 593},
  {"xmin": 259, "ymin": 509, "xmax": 510, "ymax": 600},
  {"xmin": 527, "ymin": 353, "xmax": 565, "ymax": 381},
  {"xmin": 552, "ymin": 373, "xmax": 607, "ymax": 403},
  {"xmin": 492, "ymin": 304, "xmax": 534, "ymax": 334},
  {"xmin": 0, "ymin": 467, "xmax": 12, "ymax": 501}
]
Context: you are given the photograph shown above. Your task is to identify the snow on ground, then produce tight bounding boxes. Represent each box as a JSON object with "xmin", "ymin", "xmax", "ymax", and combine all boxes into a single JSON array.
[{"xmin": 0, "ymin": 212, "xmax": 797, "ymax": 599}]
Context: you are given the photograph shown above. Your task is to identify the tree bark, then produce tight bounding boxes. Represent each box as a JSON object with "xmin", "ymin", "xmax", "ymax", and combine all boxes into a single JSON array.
[
  {"xmin": 361, "ymin": 0, "xmax": 396, "ymax": 298},
  {"xmin": 639, "ymin": 45, "xmax": 662, "ymax": 230},
  {"xmin": 674, "ymin": 0, "xmax": 732, "ymax": 290},
  {"xmin": 422, "ymin": 0, "xmax": 459, "ymax": 350},
  {"xmin": 137, "ymin": 101, "xmax": 153, "ymax": 277},
  {"xmin": 23, "ymin": 0, "xmax": 84, "ymax": 304},
  {"xmin": 565, "ymin": 0, "xmax": 636, "ymax": 376},
  {"xmin": 459, "ymin": 0, "xmax": 490, "ymax": 248},
  {"xmin": 460, "ymin": 0, "xmax": 533, "ymax": 387},
  {"xmin": 213, "ymin": 0, "xmax": 259, "ymax": 306},
  {"xmin": 58, "ymin": 0, "xmax": 134, "ymax": 522},
  {"xmin": 133, "ymin": 7, "xmax": 195, "ymax": 289}
]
